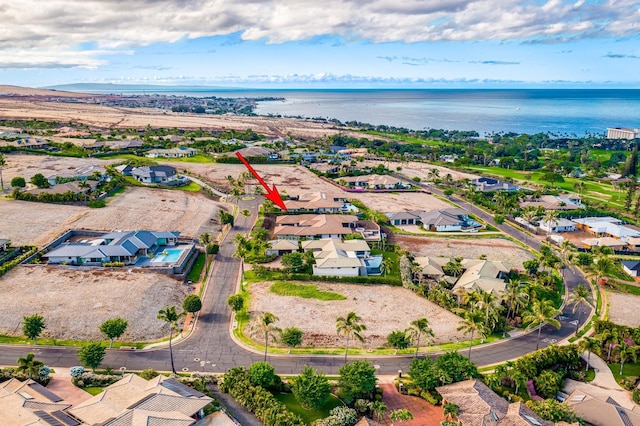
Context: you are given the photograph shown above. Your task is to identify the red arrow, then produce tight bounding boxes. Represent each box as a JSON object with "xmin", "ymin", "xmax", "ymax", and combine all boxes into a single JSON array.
[{"xmin": 236, "ymin": 152, "xmax": 287, "ymax": 211}]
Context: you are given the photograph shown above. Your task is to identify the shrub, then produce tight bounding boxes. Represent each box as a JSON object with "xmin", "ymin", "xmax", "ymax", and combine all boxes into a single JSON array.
[
  {"xmin": 102, "ymin": 261, "xmax": 125, "ymax": 267},
  {"xmin": 139, "ymin": 368, "xmax": 160, "ymax": 380},
  {"xmin": 292, "ymin": 366, "xmax": 331, "ymax": 409},
  {"xmin": 88, "ymin": 199, "xmax": 106, "ymax": 208},
  {"xmin": 314, "ymin": 406, "xmax": 358, "ymax": 426},
  {"xmin": 38, "ymin": 365, "xmax": 51, "ymax": 377},
  {"xmin": 70, "ymin": 366, "xmax": 84, "ymax": 377},
  {"xmin": 206, "ymin": 243, "xmax": 219, "ymax": 254},
  {"xmin": 534, "ymin": 370, "xmax": 563, "ymax": 399},
  {"xmin": 11, "ymin": 176, "xmax": 26, "ymax": 188},
  {"xmin": 337, "ymin": 360, "xmax": 377, "ymax": 404},
  {"xmin": 633, "ymin": 388, "xmax": 640, "ymax": 404},
  {"xmin": 248, "ymin": 361, "xmax": 275, "ymax": 388}
]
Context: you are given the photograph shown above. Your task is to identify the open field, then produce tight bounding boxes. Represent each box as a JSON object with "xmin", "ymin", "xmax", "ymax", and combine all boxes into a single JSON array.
[
  {"xmin": 606, "ymin": 291, "xmax": 640, "ymax": 328},
  {"xmin": 0, "ymin": 153, "xmax": 120, "ymax": 183},
  {"xmin": 394, "ymin": 234, "xmax": 534, "ymax": 270},
  {"xmin": 0, "ymin": 186, "xmax": 223, "ymax": 246},
  {"xmin": 0, "ymin": 266, "xmax": 189, "ymax": 340},
  {"xmin": 248, "ymin": 281, "xmax": 466, "ymax": 349}
]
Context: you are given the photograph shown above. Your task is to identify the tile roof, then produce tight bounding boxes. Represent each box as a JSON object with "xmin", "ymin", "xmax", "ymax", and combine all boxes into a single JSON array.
[
  {"xmin": 453, "ymin": 260, "xmax": 509, "ymax": 295},
  {"xmin": 274, "ymin": 214, "xmax": 358, "ymax": 238}
]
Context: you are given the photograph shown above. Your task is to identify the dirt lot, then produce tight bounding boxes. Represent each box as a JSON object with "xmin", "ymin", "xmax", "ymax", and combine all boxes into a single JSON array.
[
  {"xmin": 248, "ymin": 281, "xmax": 466, "ymax": 349},
  {"xmin": 0, "ymin": 266, "xmax": 189, "ymax": 340},
  {"xmin": 606, "ymin": 291, "xmax": 640, "ymax": 328},
  {"xmin": 0, "ymin": 186, "xmax": 223, "ymax": 246},
  {"xmin": 0, "ymin": 153, "xmax": 120, "ymax": 183},
  {"xmin": 394, "ymin": 235, "xmax": 534, "ymax": 270}
]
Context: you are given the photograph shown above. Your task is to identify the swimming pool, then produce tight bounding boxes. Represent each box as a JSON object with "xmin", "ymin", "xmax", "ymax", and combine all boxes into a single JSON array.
[{"xmin": 152, "ymin": 248, "xmax": 184, "ymax": 263}]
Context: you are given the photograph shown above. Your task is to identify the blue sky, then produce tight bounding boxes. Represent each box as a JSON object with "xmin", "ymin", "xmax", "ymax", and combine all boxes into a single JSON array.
[{"xmin": 0, "ymin": 0, "xmax": 638, "ymax": 88}]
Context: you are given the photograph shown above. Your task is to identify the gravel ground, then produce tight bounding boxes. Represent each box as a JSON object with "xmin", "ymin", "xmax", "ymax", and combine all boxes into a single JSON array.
[
  {"xmin": 0, "ymin": 266, "xmax": 190, "ymax": 340},
  {"xmin": 248, "ymin": 281, "xmax": 466, "ymax": 349},
  {"xmin": 394, "ymin": 235, "xmax": 534, "ymax": 270},
  {"xmin": 607, "ymin": 291, "xmax": 640, "ymax": 328}
]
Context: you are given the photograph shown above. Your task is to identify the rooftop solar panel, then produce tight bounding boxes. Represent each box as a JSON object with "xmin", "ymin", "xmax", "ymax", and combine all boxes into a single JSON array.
[
  {"xmin": 28, "ymin": 382, "xmax": 63, "ymax": 402},
  {"xmin": 51, "ymin": 410, "xmax": 80, "ymax": 426},
  {"xmin": 160, "ymin": 378, "xmax": 205, "ymax": 398},
  {"xmin": 33, "ymin": 410, "xmax": 65, "ymax": 426}
]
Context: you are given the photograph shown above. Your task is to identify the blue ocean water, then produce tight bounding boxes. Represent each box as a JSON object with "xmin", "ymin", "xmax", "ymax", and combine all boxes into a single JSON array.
[{"xmin": 76, "ymin": 86, "xmax": 640, "ymax": 136}]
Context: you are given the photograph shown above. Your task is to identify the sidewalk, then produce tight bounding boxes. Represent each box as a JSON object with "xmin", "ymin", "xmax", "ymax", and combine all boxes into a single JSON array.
[
  {"xmin": 45, "ymin": 368, "xmax": 93, "ymax": 406},
  {"xmin": 378, "ymin": 376, "xmax": 444, "ymax": 426}
]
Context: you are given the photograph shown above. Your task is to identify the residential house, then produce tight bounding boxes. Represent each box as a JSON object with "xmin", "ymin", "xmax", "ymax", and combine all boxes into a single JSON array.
[
  {"xmin": 114, "ymin": 164, "xmax": 134, "ymax": 176},
  {"xmin": 131, "ymin": 165, "xmax": 178, "ymax": 184},
  {"xmin": 68, "ymin": 373, "xmax": 212, "ymax": 425},
  {"xmin": 471, "ymin": 177, "xmax": 519, "ymax": 192},
  {"xmin": 521, "ymin": 194, "xmax": 585, "ymax": 211},
  {"xmin": 5, "ymin": 137, "xmax": 50, "ymax": 149},
  {"xmin": 621, "ymin": 260, "xmax": 640, "ymax": 277},
  {"xmin": 285, "ymin": 192, "xmax": 356, "ymax": 214},
  {"xmin": 86, "ymin": 139, "xmax": 144, "ymax": 150},
  {"xmin": 47, "ymin": 164, "xmax": 108, "ymax": 186},
  {"xmin": 0, "ymin": 378, "xmax": 74, "ymax": 426},
  {"xmin": 45, "ymin": 230, "xmax": 180, "ymax": 265},
  {"xmin": 340, "ymin": 174, "xmax": 412, "ymax": 190},
  {"xmin": 309, "ymin": 162, "xmax": 340, "ymax": 174},
  {"xmin": 413, "ymin": 256, "xmax": 447, "ymax": 281},
  {"xmin": 452, "ymin": 259, "xmax": 510, "ymax": 295},
  {"xmin": 581, "ymin": 237, "xmax": 628, "ymax": 250},
  {"xmin": 419, "ymin": 208, "xmax": 478, "ymax": 232},
  {"xmin": 147, "ymin": 147, "xmax": 197, "ymax": 158},
  {"xmin": 386, "ymin": 211, "xmax": 422, "ymax": 226},
  {"xmin": 625, "ymin": 237, "xmax": 640, "ymax": 251},
  {"xmin": 265, "ymin": 240, "xmax": 299, "ymax": 256},
  {"xmin": 0, "ymin": 238, "xmax": 10, "ymax": 252},
  {"xmin": 436, "ymin": 379, "xmax": 553, "ymax": 426},
  {"xmin": 274, "ymin": 214, "xmax": 380, "ymax": 241},
  {"xmin": 301, "ymin": 238, "xmax": 381, "ymax": 277},
  {"xmin": 539, "ymin": 218, "xmax": 577, "ymax": 233},
  {"xmin": 28, "ymin": 180, "xmax": 99, "ymax": 197},
  {"xmin": 572, "ymin": 217, "xmax": 640, "ymax": 239},
  {"xmin": 565, "ymin": 388, "xmax": 640, "ymax": 426},
  {"xmin": 232, "ymin": 146, "xmax": 276, "ymax": 158}
]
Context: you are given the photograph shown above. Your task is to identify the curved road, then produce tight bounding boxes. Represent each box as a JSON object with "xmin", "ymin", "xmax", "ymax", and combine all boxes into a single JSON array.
[{"xmin": 0, "ymin": 185, "xmax": 592, "ymax": 375}]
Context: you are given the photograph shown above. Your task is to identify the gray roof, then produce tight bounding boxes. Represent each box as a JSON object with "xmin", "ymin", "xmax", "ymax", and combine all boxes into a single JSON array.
[
  {"xmin": 131, "ymin": 165, "xmax": 176, "ymax": 179},
  {"xmin": 419, "ymin": 208, "xmax": 468, "ymax": 227}
]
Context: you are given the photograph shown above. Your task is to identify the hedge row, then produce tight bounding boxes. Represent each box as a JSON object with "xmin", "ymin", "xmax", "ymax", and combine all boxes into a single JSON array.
[{"xmin": 0, "ymin": 246, "xmax": 38, "ymax": 277}]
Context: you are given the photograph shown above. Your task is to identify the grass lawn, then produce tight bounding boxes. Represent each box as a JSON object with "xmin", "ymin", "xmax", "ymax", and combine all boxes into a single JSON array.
[
  {"xmin": 273, "ymin": 392, "xmax": 343, "ymax": 424},
  {"xmin": 269, "ymin": 281, "xmax": 346, "ymax": 301},
  {"xmin": 609, "ymin": 362, "xmax": 640, "ymax": 382},
  {"xmin": 188, "ymin": 253, "xmax": 206, "ymax": 282},
  {"xmin": 163, "ymin": 154, "xmax": 214, "ymax": 163},
  {"xmin": 174, "ymin": 182, "xmax": 201, "ymax": 192},
  {"xmin": 611, "ymin": 282, "xmax": 640, "ymax": 296},
  {"xmin": 0, "ymin": 334, "xmax": 150, "ymax": 349},
  {"xmin": 83, "ymin": 386, "xmax": 105, "ymax": 396},
  {"xmin": 585, "ymin": 368, "xmax": 596, "ymax": 382}
]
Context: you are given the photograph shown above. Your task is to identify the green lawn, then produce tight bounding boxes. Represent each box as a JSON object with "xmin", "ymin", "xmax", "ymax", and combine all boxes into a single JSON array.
[
  {"xmin": 163, "ymin": 154, "xmax": 214, "ymax": 163},
  {"xmin": 273, "ymin": 393, "xmax": 343, "ymax": 424},
  {"xmin": 83, "ymin": 386, "xmax": 105, "ymax": 396},
  {"xmin": 609, "ymin": 362, "xmax": 640, "ymax": 382},
  {"xmin": 188, "ymin": 253, "xmax": 206, "ymax": 282},
  {"xmin": 0, "ymin": 334, "xmax": 150, "ymax": 349},
  {"xmin": 269, "ymin": 281, "xmax": 346, "ymax": 301},
  {"xmin": 611, "ymin": 282, "xmax": 640, "ymax": 296},
  {"xmin": 174, "ymin": 182, "xmax": 201, "ymax": 192}
]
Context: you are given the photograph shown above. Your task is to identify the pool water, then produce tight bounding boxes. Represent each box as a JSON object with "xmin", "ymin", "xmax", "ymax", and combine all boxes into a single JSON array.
[{"xmin": 153, "ymin": 249, "xmax": 184, "ymax": 263}]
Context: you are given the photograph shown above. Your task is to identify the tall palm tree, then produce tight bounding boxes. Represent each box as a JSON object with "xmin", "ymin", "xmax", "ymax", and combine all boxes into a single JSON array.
[
  {"xmin": 522, "ymin": 299, "xmax": 561, "ymax": 350},
  {"xmin": 336, "ymin": 312, "xmax": 367, "ymax": 362},
  {"xmin": 615, "ymin": 342, "xmax": 637, "ymax": 375},
  {"xmin": 157, "ymin": 305, "xmax": 185, "ymax": 374},
  {"xmin": 579, "ymin": 336, "xmax": 601, "ymax": 372},
  {"xmin": 520, "ymin": 207, "xmax": 538, "ymax": 245},
  {"xmin": 473, "ymin": 289, "xmax": 501, "ymax": 331},
  {"xmin": 542, "ymin": 210, "xmax": 559, "ymax": 236},
  {"xmin": 17, "ymin": 353, "xmax": 44, "ymax": 379},
  {"xmin": 593, "ymin": 257, "xmax": 612, "ymax": 286},
  {"xmin": 457, "ymin": 309, "xmax": 488, "ymax": 358},
  {"xmin": 568, "ymin": 284, "xmax": 595, "ymax": 333},
  {"xmin": 559, "ymin": 240, "xmax": 574, "ymax": 279},
  {"xmin": 250, "ymin": 312, "xmax": 281, "ymax": 362},
  {"xmin": 407, "ymin": 318, "xmax": 434, "ymax": 357},
  {"xmin": 501, "ymin": 279, "xmax": 529, "ymax": 337}
]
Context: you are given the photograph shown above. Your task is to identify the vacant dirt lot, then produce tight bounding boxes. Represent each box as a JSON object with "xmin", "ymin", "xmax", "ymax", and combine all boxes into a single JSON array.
[
  {"xmin": 248, "ymin": 281, "xmax": 466, "ymax": 349},
  {"xmin": 394, "ymin": 235, "xmax": 534, "ymax": 270},
  {"xmin": 0, "ymin": 266, "xmax": 189, "ymax": 340},
  {"xmin": 0, "ymin": 153, "xmax": 119, "ymax": 183},
  {"xmin": 0, "ymin": 187, "xmax": 222, "ymax": 246},
  {"xmin": 607, "ymin": 291, "xmax": 640, "ymax": 328}
]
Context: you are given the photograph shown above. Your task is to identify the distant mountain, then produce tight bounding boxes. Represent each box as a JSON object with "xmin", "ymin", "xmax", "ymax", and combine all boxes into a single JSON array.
[
  {"xmin": 0, "ymin": 84, "xmax": 95, "ymax": 97},
  {"xmin": 44, "ymin": 83, "xmax": 242, "ymax": 92}
]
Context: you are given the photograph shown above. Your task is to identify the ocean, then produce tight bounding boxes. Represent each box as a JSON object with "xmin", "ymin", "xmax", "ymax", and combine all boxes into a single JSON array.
[{"xmin": 69, "ymin": 86, "xmax": 640, "ymax": 136}]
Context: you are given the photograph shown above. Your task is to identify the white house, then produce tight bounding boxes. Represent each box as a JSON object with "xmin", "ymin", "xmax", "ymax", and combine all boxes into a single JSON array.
[
  {"xmin": 621, "ymin": 260, "xmax": 640, "ymax": 277},
  {"xmin": 301, "ymin": 238, "xmax": 381, "ymax": 277},
  {"xmin": 539, "ymin": 218, "xmax": 576, "ymax": 233}
]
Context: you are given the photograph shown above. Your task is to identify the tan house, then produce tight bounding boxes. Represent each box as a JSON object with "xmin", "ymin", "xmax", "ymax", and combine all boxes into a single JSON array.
[
  {"xmin": 565, "ymin": 388, "xmax": 640, "ymax": 425},
  {"xmin": 147, "ymin": 147, "xmax": 197, "ymax": 158},
  {"xmin": 285, "ymin": 192, "xmax": 352, "ymax": 213},
  {"xmin": 340, "ymin": 174, "xmax": 411, "ymax": 190},
  {"xmin": 0, "ymin": 378, "xmax": 74, "ymax": 425},
  {"xmin": 68, "ymin": 373, "xmax": 212, "ymax": 425},
  {"xmin": 436, "ymin": 379, "xmax": 553, "ymax": 426},
  {"xmin": 452, "ymin": 259, "xmax": 510, "ymax": 295}
]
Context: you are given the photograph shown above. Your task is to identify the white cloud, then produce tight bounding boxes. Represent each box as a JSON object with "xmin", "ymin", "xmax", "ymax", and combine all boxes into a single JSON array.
[{"xmin": 0, "ymin": 0, "xmax": 637, "ymax": 68}]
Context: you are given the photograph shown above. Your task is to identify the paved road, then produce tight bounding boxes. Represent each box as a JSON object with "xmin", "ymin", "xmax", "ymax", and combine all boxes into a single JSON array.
[{"xmin": 0, "ymin": 182, "xmax": 593, "ymax": 375}]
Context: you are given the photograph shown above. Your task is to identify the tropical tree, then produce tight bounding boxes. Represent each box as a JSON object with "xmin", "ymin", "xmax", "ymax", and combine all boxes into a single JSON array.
[
  {"xmin": 182, "ymin": 294, "xmax": 202, "ymax": 315},
  {"xmin": 292, "ymin": 366, "xmax": 331, "ymax": 409},
  {"xmin": 336, "ymin": 312, "xmax": 367, "ymax": 362},
  {"xmin": 473, "ymin": 289, "xmax": 502, "ymax": 331},
  {"xmin": 250, "ymin": 312, "xmax": 281, "ymax": 361},
  {"xmin": 380, "ymin": 258, "xmax": 392, "ymax": 276},
  {"xmin": 407, "ymin": 318, "xmax": 434, "ymax": 357},
  {"xmin": 99, "ymin": 317, "xmax": 128, "ymax": 348},
  {"xmin": 522, "ymin": 299, "xmax": 561, "ymax": 350},
  {"xmin": 281, "ymin": 327, "xmax": 303, "ymax": 353},
  {"xmin": 387, "ymin": 330, "xmax": 411, "ymax": 354},
  {"xmin": 77, "ymin": 342, "xmax": 106, "ymax": 372},
  {"xmin": 371, "ymin": 401, "xmax": 388, "ymax": 422},
  {"xmin": 17, "ymin": 353, "xmax": 44, "ymax": 379},
  {"xmin": 10, "ymin": 176, "xmax": 26, "ymax": 188},
  {"xmin": 457, "ymin": 309, "xmax": 488, "ymax": 358},
  {"xmin": 502, "ymin": 279, "xmax": 529, "ymax": 336},
  {"xmin": 227, "ymin": 294, "xmax": 244, "ymax": 312},
  {"xmin": 579, "ymin": 336, "xmax": 601, "ymax": 372},
  {"xmin": 23, "ymin": 314, "xmax": 46, "ymax": 345},
  {"xmin": 157, "ymin": 305, "xmax": 185, "ymax": 374},
  {"xmin": 337, "ymin": 360, "xmax": 377, "ymax": 404},
  {"xmin": 443, "ymin": 403, "xmax": 459, "ymax": 421},
  {"xmin": 593, "ymin": 257, "xmax": 612, "ymax": 285},
  {"xmin": 568, "ymin": 284, "xmax": 594, "ymax": 333},
  {"xmin": 520, "ymin": 207, "xmax": 538, "ymax": 245},
  {"xmin": 615, "ymin": 342, "xmax": 637, "ymax": 375}
]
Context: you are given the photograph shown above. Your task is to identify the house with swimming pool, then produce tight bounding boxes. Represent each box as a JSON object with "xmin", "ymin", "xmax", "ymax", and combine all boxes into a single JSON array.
[
  {"xmin": 43, "ymin": 230, "xmax": 194, "ymax": 273},
  {"xmin": 301, "ymin": 238, "xmax": 382, "ymax": 277}
]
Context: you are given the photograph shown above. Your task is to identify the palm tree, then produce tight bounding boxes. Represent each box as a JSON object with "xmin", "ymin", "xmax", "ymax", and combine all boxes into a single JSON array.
[
  {"xmin": 568, "ymin": 284, "xmax": 594, "ymax": 333},
  {"xmin": 520, "ymin": 207, "xmax": 538, "ymax": 245},
  {"xmin": 157, "ymin": 305, "xmax": 185, "ymax": 374},
  {"xmin": 593, "ymin": 257, "xmax": 612, "ymax": 286},
  {"xmin": 336, "ymin": 312, "xmax": 367, "ymax": 362},
  {"xmin": 559, "ymin": 240, "xmax": 574, "ymax": 279},
  {"xmin": 380, "ymin": 259, "xmax": 392, "ymax": 276},
  {"xmin": 371, "ymin": 401, "xmax": 388, "ymax": 422},
  {"xmin": 453, "ymin": 287, "xmax": 467, "ymax": 308},
  {"xmin": 615, "ymin": 342, "xmax": 637, "ymax": 375},
  {"xmin": 522, "ymin": 299, "xmax": 561, "ymax": 350},
  {"xmin": 579, "ymin": 336, "xmax": 601, "ymax": 372},
  {"xmin": 542, "ymin": 210, "xmax": 559, "ymax": 236},
  {"xmin": 473, "ymin": 289, "xmax": 502, "ymax": 331},
  {"xmin": 250, "ymin": 312, "xmax": 281, "ymax": 362},
  {"xmin": 407, "ymin": 318, "xmax": 434, "ymax": 357},
  {"xmin": 17, "ymin": 353, "xmax": 43, "ymax": 379},
  {"xmin": 457, "ymin": 309, "xmax": 488, "ymax": 358},
  {"xmin": 502, "ymin": 279, "xmax": 529, "ymax": 337}
]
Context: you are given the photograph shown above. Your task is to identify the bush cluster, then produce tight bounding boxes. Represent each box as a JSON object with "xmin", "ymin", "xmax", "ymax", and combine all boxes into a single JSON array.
[
  {"xmin": 72, "ymin": 372, "xmax": 120, "ymax": 388},
  {"xmin": 102, "ymin": 261, "xmax": 125, "ymax": 267},
  {"xmin": 220, "ymin": 366, "xmax": 304, "ymax": 426},
  {"xmin": 0, "ymin": 246, "xmax": 38, "ymax": 277},
  {"xmin": 0, "ymin": 367, "xmax": 51, "ymax": 386}
]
